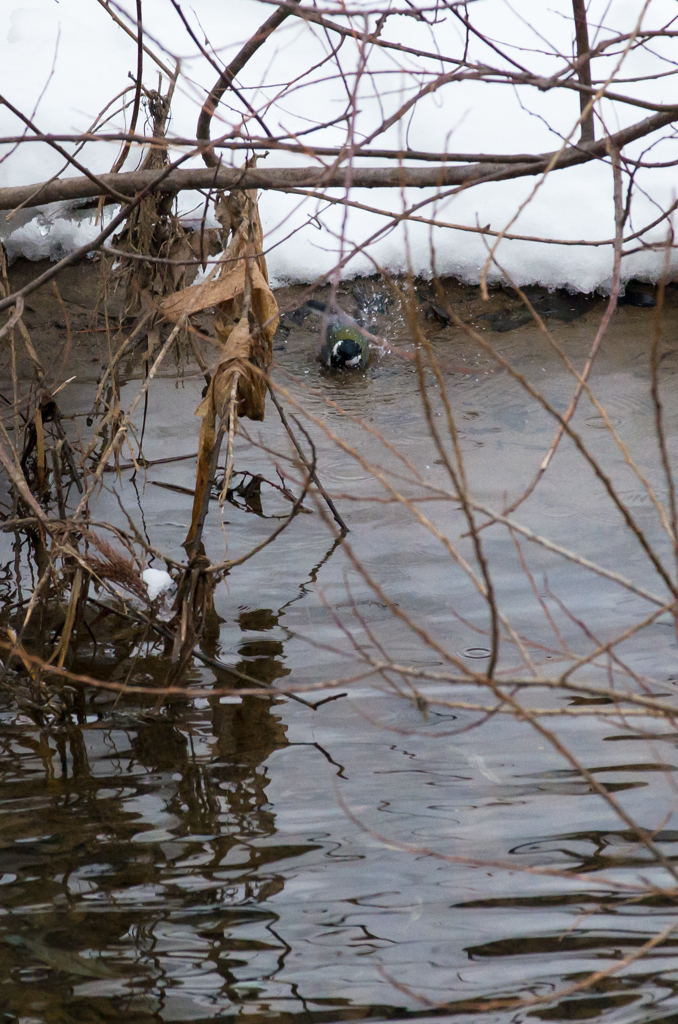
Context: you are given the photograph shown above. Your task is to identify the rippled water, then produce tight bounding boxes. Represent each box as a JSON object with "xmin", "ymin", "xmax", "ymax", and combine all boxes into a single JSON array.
[{"xmin": 2, "ymin": 299, "xmax": 678, "ymax": 1023}]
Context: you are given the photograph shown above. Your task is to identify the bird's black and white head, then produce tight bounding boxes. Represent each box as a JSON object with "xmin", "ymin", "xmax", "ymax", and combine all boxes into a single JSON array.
[
  {"xmin": 310, "ymin": 300, "xmax": 369, "ymax": 369},
  {"xmin": 330, "ymin": 337, "xmax": 363, "ymax": 369}
]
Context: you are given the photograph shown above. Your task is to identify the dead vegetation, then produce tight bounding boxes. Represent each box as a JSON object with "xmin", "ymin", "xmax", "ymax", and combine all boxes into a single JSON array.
[{"xmin": 2, "ymin": 0, "xmax": 678, "ymax": 1013}]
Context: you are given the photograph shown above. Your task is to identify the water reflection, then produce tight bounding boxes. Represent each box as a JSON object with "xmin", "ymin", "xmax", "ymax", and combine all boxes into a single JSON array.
[
  {"xmin": 5, "ymin": 312, "xmax": 678, "ymax": 1023},
  {"xmin": 0, "ymin": 601, "xmax": 306, "ymax": 1022}
]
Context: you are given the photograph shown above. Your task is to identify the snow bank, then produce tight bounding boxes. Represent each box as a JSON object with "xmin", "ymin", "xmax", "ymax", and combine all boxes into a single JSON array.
[{"xmin": 2, "ymin": 0, "xmax": 677, "ymax": 292}]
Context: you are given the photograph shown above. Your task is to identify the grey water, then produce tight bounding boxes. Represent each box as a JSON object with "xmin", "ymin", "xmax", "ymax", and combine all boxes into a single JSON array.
[{"xmin": 2, "ymin": 298, "xmax": 678, "ymax": 1024}]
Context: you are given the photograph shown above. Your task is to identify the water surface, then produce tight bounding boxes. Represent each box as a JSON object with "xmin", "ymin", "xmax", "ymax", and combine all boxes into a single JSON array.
[{"xmin": 2, "ymin": 299, "xmax": 678, "ymax": 1023}]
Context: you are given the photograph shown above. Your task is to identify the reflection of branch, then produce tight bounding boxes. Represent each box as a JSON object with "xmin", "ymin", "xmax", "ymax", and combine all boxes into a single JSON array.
[
  {"xmin": 650, "ymin": 236, "xmax": 678, "ymax": 579},
  {"xmin": 375, "ymin": 922, "xmax": 677, "ymax": 1015},
  {"xmin": 403, "ymin": 283, "xmax": 500, "ymax": 678},
  {"xmin": 207, "ymin": 417, "xmax": 318, "ymax": 573},
  {"xmin": 333, "ymin": 784, "xmax": 659, "ymax": 892},
  {"xmin": 336, "ymin": 680, "xmax": 678, "ymax": 882},
  {"xmin": 268, "ymin": 384, "xmax": 348, "ymax": 534},
  {"xmin": 430, "ymin": 291, "xmax": 678, "ymax": 599},
  {"xmin": 486, "ymin": 145, "xmax": 624, "ymax": 518}
]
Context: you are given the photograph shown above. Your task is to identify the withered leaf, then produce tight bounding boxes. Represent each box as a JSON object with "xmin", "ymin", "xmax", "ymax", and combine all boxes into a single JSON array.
[{"xmin": 161, "ymin": 261, "xmax": 246, "ymax": 320}]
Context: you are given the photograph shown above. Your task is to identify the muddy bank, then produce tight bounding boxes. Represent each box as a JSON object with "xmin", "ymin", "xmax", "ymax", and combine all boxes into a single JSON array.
[
  {"xmin": 0, "ymin": 253, "xmax": 667, "ymax": 362},
  {"xmin": 2, "ymin": 254, "xmax": 668, "ymax": 382}
]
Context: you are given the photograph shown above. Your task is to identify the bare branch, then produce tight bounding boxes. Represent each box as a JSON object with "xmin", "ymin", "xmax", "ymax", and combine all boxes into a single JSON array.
[
  {"xmin": 572, "ymin": 0, "xmax": 595, "ymax": 141},
  {"xmin": 0, "ymin": 106, "xmax": 676, "ymax": 213},
  {"xmin": 196, "ymin": 0, "xmax": 302, "ymax": 160}
]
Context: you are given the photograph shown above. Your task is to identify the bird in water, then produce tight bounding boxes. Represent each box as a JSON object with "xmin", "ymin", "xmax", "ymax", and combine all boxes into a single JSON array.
[{"xmin": 306, "ymin": 299, "xmax": 370, "ymax": 370}]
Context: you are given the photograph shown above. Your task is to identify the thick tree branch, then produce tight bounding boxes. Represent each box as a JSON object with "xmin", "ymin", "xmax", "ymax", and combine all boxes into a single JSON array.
[{"xmin": 0, "ymin": 108, "xmax": 675, "ymax": 213}]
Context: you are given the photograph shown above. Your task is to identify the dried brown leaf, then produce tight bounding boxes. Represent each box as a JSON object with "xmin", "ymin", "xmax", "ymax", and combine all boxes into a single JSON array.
[{"xmin": 161, "ymin": 261, "xmax": 246, "ymax": 320}]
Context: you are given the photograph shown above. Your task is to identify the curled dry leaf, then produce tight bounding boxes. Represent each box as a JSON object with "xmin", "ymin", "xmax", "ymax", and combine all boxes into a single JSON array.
[
  {"xmin": 180, "ymin": 176, "xmax": 279, "ymax": 548},
  {"xmin": 160, "ymin": 261, "xmax": 246, "ymax": 321}
]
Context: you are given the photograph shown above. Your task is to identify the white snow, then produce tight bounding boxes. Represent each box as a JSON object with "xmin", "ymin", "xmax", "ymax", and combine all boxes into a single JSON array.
[
  {"xmin": 2, "ymin": 0, "xmax": 678, "ymax": 292},
  {"xmin": 141, "ymin": 568, "xmax": 174, "ymax": 602}
]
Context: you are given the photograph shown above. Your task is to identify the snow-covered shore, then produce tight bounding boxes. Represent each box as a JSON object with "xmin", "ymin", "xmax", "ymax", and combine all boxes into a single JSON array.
[{"xmin": 2, "ymin": 0, "xmax": 677, "ymax": 293}]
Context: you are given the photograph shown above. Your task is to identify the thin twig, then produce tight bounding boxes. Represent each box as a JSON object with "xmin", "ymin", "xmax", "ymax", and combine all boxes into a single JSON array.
[{"xmin": 268, "ymin": 384, "xmax": 348, "ymax": 533}]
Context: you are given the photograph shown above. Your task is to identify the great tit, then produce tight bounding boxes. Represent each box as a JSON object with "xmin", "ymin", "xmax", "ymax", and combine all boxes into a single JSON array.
[{"xmin": 307, "ymin": 299, "xmax": 370, "ymax": 370}]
